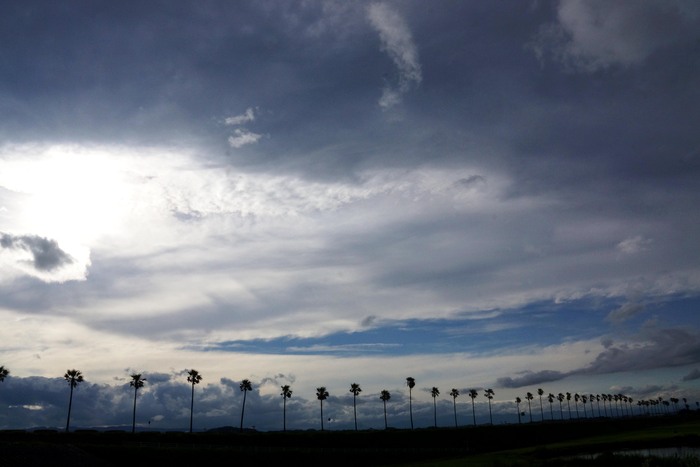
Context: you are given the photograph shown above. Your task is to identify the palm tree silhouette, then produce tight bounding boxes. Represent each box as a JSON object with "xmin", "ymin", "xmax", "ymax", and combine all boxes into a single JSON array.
[
  {"xmin": 515, "ymin": 397, "xmax": 522, "ymax": 424},
  {"xmin": 0, "ymin": 366, "xmax": 9, "ymax": 382},
  {"xmin": 64, "ymin": 369, "xmax": 84, "ymax": 432},
  {"xmin": 574, "ymin": 393, "xmax": 581, "ymax": 418},
  {"xmin": 239, "ymin": 379, "xmax": 253, "ymax": 431},
  {"xmin": 129, "ymin": 373, "xmax": 146, "ymax": 433},
  {"xmin": 349, "ymin": 383, "xmax": 362, "ymax": 430},
  {"xmin": 186, "ymin": 369, "xmax": 202, "ymax": 433},
  {"xmin": 537, "ymin": 388, "xmax": 545, "ymax": 421},
  {"xmin": 316, "ymin": 386, "xmax": 329, "ymax": 431},
  {"xmin": 557, "ymin": 393, "xmax": 565, "ymax": 420},
  {"xmin": 449, "ymin": 389, "xmax": 459, "ymax": 427},
  {"xmin": 566, "ymin": 392, "xmax": 572, "ymax": 419},
  {"xmin": 431, "ymin": 387, "xmax": 440, "ymax": 427},
  {"xmin": 484, "ymin": 388, "xmax": 495, "ymax": 425},
  {"xmin": 525, "ymin": 392, "xmax": 534, "ymax": 423},
  {"xmin": 406, "ymin": 377, "xmax": 416, "ymax": 429},
  {"xmin": 380, "ymin": 389, "xmax": 391, "ymax": 429},
  {"xmin": 280, "ymin": 384, "xmax": 292, "ymax": 432},
  {"xmin": 468, "ymin": 389, "xmax": 478, "ymax": 426},
  {"xmin": 547, "ymin": 393, "xmax": 555, "ymax": 420}
]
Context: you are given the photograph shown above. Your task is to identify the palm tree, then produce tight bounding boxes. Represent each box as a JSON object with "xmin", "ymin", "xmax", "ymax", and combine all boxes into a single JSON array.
[
  {"xmin": 525, "ymin": 392, "xmax": 534, "ymax": 423},
  {"xmin": 380, "ymin": 390, "xmax": 391, "ymax": 429},
  {"xmin": 557, "ymin": 393, "xmax": 565, "ymax": 420},
  {"xmin": 468, "ymin": 389, "xmax": 478, "ymax": 426},
  {"xmin": 431, "ymin": 387, "xmax": 440, "ymax": 427},
  {"xmin": 484, "ymin": 388, "xmax": 495, "ymax": 425},
  {"xmin": 316, "ymin": 386, "xmax": 329, "ymax": 431},
  {"xmin": 581, "ymin": 394, "xmax": 588, "ymax": 418},
  {"xmin": 349, "ymin": 383, "xmax": 362, "ymax": 431},
  {"xmin": 547, "ymin": 393, "xmax": 555, "ymax": 420},
  {"xmin": 64, "ymin": 369, "xmax": 84, "ymax": 432},
  {"xmin": 186, "ymin": 369, "xmax": 202, "ymax": 433},
  {"xmin": 129, "ymin": 373, "xmax": 146, "ymax": 433},
  {"xmin": 566, "ymin": 392, "xmax": 572, "ymax": 419},
  {"xmin": 449, "ymin": 389, "xmax": 459, "ymax": 427},
  {"xmin": 406, "ymin": 377, "xmax": 416, "ymax": 429},
  {"xmin": 537, "ymin": 388, "xmax": 545, "ymax": 421},
  {"xmin": 281, "ymin": 384, "xmax": 292, "ymax": 432},
  {"xmin": 0, "ymin": 366, "xmax": 9, "ymax": 382},
  {"xmin": 574, "ymin": 393, "xmax": 581, "ymax": 418},
  {"xmin": 239, "ymin": 379, "xmax": 253, "ymax": 431}
]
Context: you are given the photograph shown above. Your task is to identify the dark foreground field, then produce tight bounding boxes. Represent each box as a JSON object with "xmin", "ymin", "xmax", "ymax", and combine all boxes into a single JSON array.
[{"xmin": 2, "ymin": 414, "xmax": 700, "ymax": 466}]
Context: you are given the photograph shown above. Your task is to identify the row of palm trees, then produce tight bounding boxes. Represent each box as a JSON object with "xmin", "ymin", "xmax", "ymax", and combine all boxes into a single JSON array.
[{"xmin": 0, "ymin": 366, "xmax": 694, "ymax": 432}]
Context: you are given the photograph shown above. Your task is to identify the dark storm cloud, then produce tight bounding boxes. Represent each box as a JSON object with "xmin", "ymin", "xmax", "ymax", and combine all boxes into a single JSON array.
[
  {"xmin": 682, "ymin": 369, "xmax": 700, "ymax": 382},
  {"xmin": 497, "ymin": 325, "xmax": 700, "ymax": 388},
  {"xmin": 0, "ymin": 233, "xmax": 73, "ymax": 271}
]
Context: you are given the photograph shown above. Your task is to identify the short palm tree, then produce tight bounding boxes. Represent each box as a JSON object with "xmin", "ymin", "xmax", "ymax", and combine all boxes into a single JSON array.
[
  {"xmin": 281, "ymin": 384, "xmax": 292, "ymax": 432},
  {"xmin": 129, "ymin": 373, "xmax": 146, "ymax": 433},
  {"xmin": 449, "ymin": 389, "xmax": 459, "ymax": 427},
  {"xmin": 537, "ymin": 388, "xmax": 545, "ymax": 421},
  {"xmin": 406, "ymin": 377, "xmax": 416, "ymax": 429},
  {"xmin": 186, "ymin": 369, "xmax": 202, "ymax": 433},
  {"xmin": 239, "ymin": 379, "xmax": 253, "ymax": 431},
  {"xmin": 380, "ymin": 389, "xmax": 391, "ymax": 429},
  {"xmin": 349, "ymin": 383, "xmax": 362, "ymax": 431},
  {"xmin": 431, "ymin": 387, "xmax": 440, "ymax": 427},
  {"xmin": 484, "ymin": 388, "xmax": 495, "ymax": 424},
  {"xmin": 64, "ymin": 369, "xmax": 84, "ymax": 432},
  {"xmin": 515, "ymin": 396, "xmax": 522, "ymax": 424},
  {"xmin": 316, "ymin": 386, "xmax": 329, "ymax": 431},
  {"xmin": 0, "ymin": 366, "xmax": 9, "ymax": 382},
  {"xmin": 526, "ymin": 392, "xmax": 534, "ymax": 423},
  {"xmin": 468, "ymin": 389, "xmax": 478, "ymax": 426}
]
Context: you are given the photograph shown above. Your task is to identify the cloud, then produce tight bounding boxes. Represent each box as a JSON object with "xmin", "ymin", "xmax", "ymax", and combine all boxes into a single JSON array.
[
  {"xmin": 531, "ymin": 0, "xmax": 700, "ymax": 72},
  {"xmin": 225, "ymin": 108, "xmax": 256, "ymax": 126},
  {"xmin": 497, "ymin": 370, "xmax": 568, "ymax": 388},
  {"xmin": 228, "ymin": 128, "xmax": 262, "ymax": 148},
  {"xmin": 605, "ymin": 302, "xmax": 645, "ymax": 323},
  {"xmin": 0, "ymin": 233, "xmax": 74, "ymax": 271},
  {"xmin": 616, "ymin": 236, "xmax": 652, "ymax": 255},
  {"xmin": 682, "ymin": 368, "xmax": 700, "ymax": 381},
  {"xmin": 367, "ymin": 3, "xmax": 422, "ymax": 109}
]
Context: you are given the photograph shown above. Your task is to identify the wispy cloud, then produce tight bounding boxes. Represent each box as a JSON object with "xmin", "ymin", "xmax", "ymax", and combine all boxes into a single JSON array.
[
  {"xmin": 367, "ymin": 2, "xmax": 422, "ymax": 109},
  {"xmin": 228, "ymin": 128, "xmax": 262, "ymax": 148},
  {"xmin": 225, "ymin": 108, "xmax": 256, "ymax": 126}
]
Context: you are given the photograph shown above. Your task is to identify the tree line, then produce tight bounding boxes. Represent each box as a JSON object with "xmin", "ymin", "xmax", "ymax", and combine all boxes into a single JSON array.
[{"xmin": 0, "ymin": 365, "xmax": 694, "ymax": 432}]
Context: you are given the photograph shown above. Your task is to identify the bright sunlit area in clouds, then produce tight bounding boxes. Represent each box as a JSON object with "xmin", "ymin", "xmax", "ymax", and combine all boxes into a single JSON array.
[{"xmin": 1, "ymin": 0, "xmax": 700, "ymax": 432}]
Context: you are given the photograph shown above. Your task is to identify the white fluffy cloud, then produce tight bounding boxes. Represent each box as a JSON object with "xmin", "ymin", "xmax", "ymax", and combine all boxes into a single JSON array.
[{"xmin": 367, "ymin": 2, "xmax": 422, "ymax": 108}]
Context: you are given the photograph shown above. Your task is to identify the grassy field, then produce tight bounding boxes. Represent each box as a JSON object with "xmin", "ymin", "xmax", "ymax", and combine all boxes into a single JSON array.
[{"xmin": 2, "ymin": 414, "xmax": 699, "ymax": 466}]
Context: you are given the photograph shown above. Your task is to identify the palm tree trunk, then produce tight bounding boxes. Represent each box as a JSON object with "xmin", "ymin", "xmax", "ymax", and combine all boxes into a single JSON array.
[
  {"xmin": 132, "ymin": 386, "xmax": 138, "ymax": 433},
  {"xmin": 240, "ymin": 390, "xmax": 247, "ymax": 431},
  {"xmin": 189, "ymin": 382, "xmax": 195, "ymax": 433},
  {"xmin": 433, "ymin": 397, "xmax": 437, "ymax": 427},
  {"xmin": 320, "ymin": 400, "xmax": 324, "ymax": 431},
  {"xmin": 488, "ymin": 400, "xmax": 493, "ymax": 425},
  {"xmin": 66, "ymin": 385, "xmax": 74, "ymax": 432},
  {"xmin": 353, "ymin": 394, "xmax": 358, "ymax": 431},
  {"xmin": 471, "ymin": 400, "xmax": 476, "ymax": 426},
  {"xmin": 409, "ymin": 389, "xmax": 413, "ymax": 430},
  {"xmin": 383, "ymin": 400, "xmax": 388, "ymax": 429},
  {"xmin": 453, "ymin": 398, "xmax": 458, "ymax": 427},
  {"xmin": 283, "ymin": 398, "xmax": 287, "ymax": 432}
]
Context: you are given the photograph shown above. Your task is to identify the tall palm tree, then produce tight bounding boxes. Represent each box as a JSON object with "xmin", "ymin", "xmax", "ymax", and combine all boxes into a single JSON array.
[
  {"xmin": 406, "ymin": 377, "xmax": 416, "ymax": 430},
  {"xmin": 431, "ymin": 387, "xmax": 440, "ymax": 427},
  {"xmin": 316, "ymin": 386, "xmax": 329, "ymax": 431},
  {"xmin": 349, "ymin": 383, "xmax": 362, "ymax": 431},
  {"xmin": 0, "ymin": 366, "xmax": 9, "ymax": 382},
  {"xmin": 566, "ymin": 392, "xmax": 572, "ymax": 419},
  {"xmin": 380, "ymin": 390, "xmax": 391, "ymax": 430},
  {"xmin": 581, "ymin": 394, "xmax": 588, "ymax": 418},
  {"xmin": 574, "ymin": 393, "xmax": 581, "ymax": 418},
  {"xmin": 239, "ymin": 379, "xmax": 253, "ymax": 431},
  {"xmin": 515, "ymin": 396, "xmax": 522, "ymax": 424},
  {"xmin": 468, "ymin": 389, "xmax": 478, "ymax": 426},
  {"xmin": 129, "ymin": 373, "xmax": 146, "ymax": 433},
  {"xmin": 547, "ymin": 393, "xmax": 555, "ymax": 420},
  {"xmin": 537, "ymin": 388, "xmax": 545, "ymax": 421},
  {"xmin": 449, "ymin": 389, "xmax": 459, "ymax": 428},
  {"xmin": 64, "ymin": 369, "xmax": 84, "ymax": 432},
  {"xmin": 484, "ymin": 388, "xmax": 495, "ymax": 425},
  {"xmin": 557, "ymin": 393, "xmax": 565, "ymax": 420},
  {"xmin": 281, "ymin": 385, "xmax": 292, "ymax": 432},
  {"xmin": 186, "ymin": 369, "xmax": 202, "ymax": 433},
  {"xmin": 525, "ymin": 392, "xmax": 534, "ymax": 423}
]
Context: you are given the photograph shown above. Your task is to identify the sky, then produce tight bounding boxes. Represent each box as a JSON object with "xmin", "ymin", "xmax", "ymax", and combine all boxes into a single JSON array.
[{"xmin": 1, "ymin": 0, "xmax": 700, "ymax": 432}]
